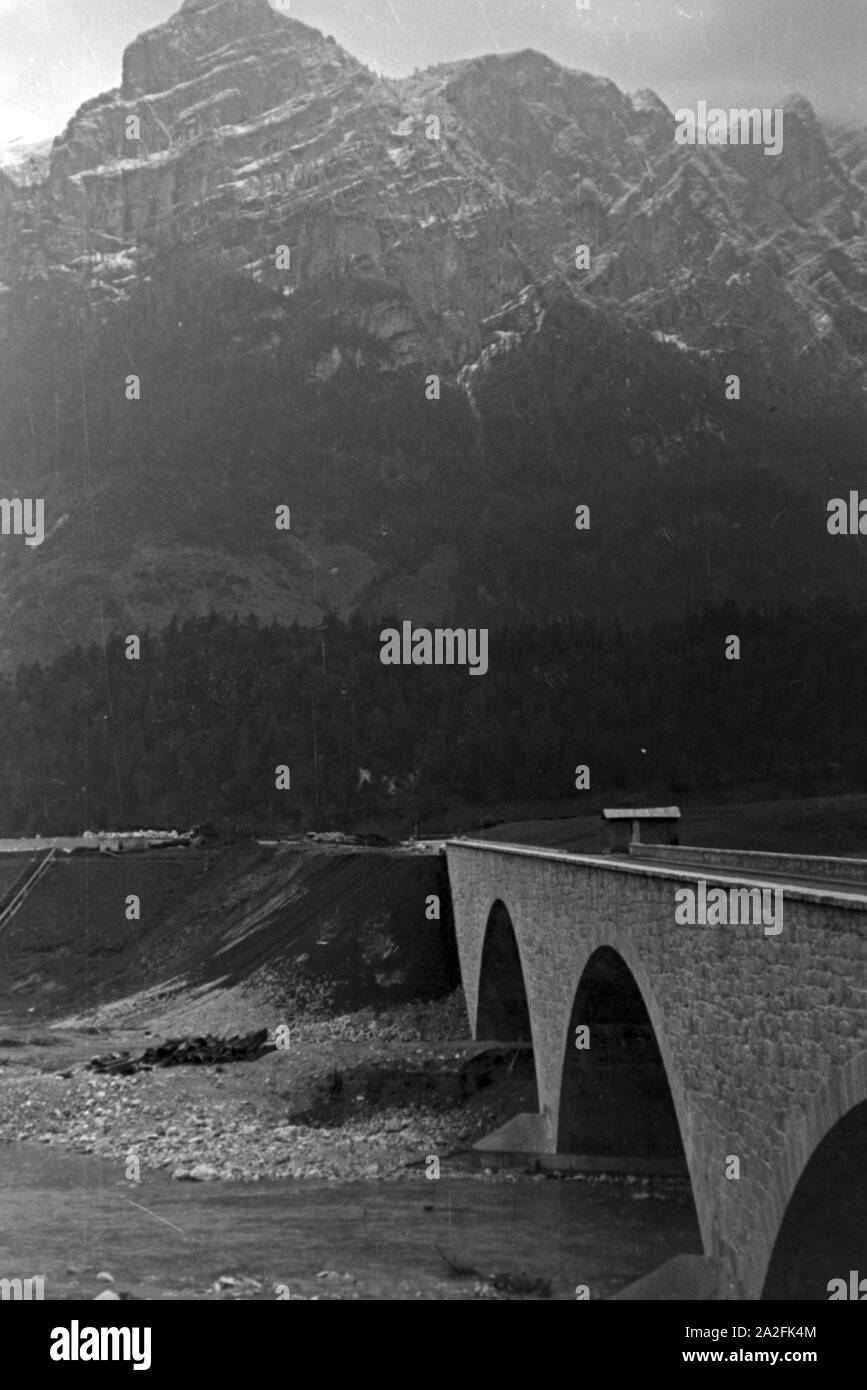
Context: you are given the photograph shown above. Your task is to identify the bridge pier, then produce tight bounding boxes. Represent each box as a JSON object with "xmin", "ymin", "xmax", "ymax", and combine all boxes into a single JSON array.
[{"xmin": 473, "ymin": 1111, "xmax": 556, "ymax": 1159}]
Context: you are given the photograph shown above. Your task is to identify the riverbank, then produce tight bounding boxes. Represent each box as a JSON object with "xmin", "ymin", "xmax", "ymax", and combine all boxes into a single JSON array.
[{"xmin": 0, "ymin": 994, "xmax": 527, "ymax": 1183}]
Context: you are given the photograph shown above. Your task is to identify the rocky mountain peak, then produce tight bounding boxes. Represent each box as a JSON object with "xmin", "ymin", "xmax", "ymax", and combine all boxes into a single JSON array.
[
  {"xmin": 121, "ymin": 0, "xmax": 327, "ymax": 99},
  {"xmin": 42, "ymin": 0, "xmax": 363, "ymax": 186},
  {"xmin": 748, "ymin": 91, "xmax": 854, "ymax": 229},
  {"xmin": 779, "ymin": 92, "xmax": 830, "ymax": 150},
  {"xmin": 180, "ymin": 0, "xmax": 268, "ymax": 9},
  {"xmin": 178, "ymin": 0, "xmax": 273, "ymax": 13}
]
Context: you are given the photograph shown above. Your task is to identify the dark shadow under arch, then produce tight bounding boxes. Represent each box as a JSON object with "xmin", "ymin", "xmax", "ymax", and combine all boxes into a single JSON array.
[
  {"xmin": 762, "ymin": 1097, "xmax": 867, "ymax": 1300},
  {"xmin": 557, "ymin": 946, "xmax": 690, "ymax": 1169},
  {"xmin": 476, "ymin": 900, "xmax": 532, "ymax": 1041},
  {"xmin": 474, "ymin": 901, "xmax": 539, "ymax": 1118}
]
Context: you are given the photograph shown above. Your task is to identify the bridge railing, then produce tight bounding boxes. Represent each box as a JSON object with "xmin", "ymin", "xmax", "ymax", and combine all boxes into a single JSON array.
[{"xmin": 628, "ymin": 842, "xmax": 867, "ymax": 886}]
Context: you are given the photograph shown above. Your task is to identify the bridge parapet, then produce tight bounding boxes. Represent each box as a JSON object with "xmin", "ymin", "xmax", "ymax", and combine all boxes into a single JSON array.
[
  {"xmin": 447, "ymin": 838, "xmax": 867, "ymax": 908},
  {"xmin": 629, "ymin": 841, "xmax": 867, "ymax": 887}
]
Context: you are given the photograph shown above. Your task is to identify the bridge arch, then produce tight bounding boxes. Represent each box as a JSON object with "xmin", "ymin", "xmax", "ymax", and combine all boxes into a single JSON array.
[
  {"xmin": 555, "ymin": 945, "xmax": 694, "ymax": 1176},
  {"xmin": 470, "ymin": 892, "xmax": 702, "ymax": 1202},
  {"xmin": 476, "ymin": 899, "xmax": 532, "ymax": 1041},
  {"xmin": 760, "ymin": 1051, "xmax": 867, "ymax": 1300},
  {"xmin": 474, "ymin": 898, "xmax": 541, "ymax": 1122}
]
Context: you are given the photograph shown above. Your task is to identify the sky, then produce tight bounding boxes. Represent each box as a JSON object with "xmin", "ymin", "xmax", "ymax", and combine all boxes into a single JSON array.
[{"xmin": 1, "ymin": 0, "xmax": 866, "ymax": 149}]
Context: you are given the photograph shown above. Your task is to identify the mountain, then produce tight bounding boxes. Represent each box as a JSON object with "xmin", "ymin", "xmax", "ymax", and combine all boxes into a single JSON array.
[{"xmin": 2, "ymin": 0, "xmax": 867, "ymax": 670}]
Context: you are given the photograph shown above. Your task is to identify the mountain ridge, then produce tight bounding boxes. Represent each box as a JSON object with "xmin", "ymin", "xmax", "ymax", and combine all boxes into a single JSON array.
[{"xmin": 1, "ymin": 0, "xmax": 867, "ymax": 670}]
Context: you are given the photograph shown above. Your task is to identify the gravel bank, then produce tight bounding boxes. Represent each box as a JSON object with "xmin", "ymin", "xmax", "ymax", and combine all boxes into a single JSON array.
[{"xmin": 0, "ymin": 994, "xmax": 533, "ymax": 1183}]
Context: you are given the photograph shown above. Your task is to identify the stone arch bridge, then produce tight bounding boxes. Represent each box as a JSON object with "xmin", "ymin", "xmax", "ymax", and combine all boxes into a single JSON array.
[{"xmin": 445, "ymin": 839, "xmax": 867, "ymax": 1300}]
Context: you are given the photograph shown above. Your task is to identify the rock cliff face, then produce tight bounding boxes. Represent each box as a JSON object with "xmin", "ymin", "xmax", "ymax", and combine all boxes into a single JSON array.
[
  {"xmin": 1, "ymin": 0, "xmax": 867, "ymax": 668},
  {"xmin": 5, "ymin": 0, "xmax": 866, "ymax": 369}
]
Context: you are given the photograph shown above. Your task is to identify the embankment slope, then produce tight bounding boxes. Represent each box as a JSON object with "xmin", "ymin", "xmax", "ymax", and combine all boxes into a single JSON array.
[{"xmin": 0, "ymin": 844, "xmax": 457, "ymax": 1026}]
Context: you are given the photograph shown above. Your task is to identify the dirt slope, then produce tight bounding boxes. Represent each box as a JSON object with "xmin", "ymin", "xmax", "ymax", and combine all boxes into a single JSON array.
[{"xmin": 0, "ymin": 844, "xmax": 457, "ymax": 1026}]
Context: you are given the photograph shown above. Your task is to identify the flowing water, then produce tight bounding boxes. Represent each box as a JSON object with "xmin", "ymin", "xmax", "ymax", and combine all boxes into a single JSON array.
[{"xmin": 0, "ymin": 1142, "xmax": 701, "ymax": 1300}]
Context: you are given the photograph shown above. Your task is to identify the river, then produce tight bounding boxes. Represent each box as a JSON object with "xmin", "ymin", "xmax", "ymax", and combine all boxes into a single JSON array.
[{"xmin": 0, "ymin": 1142, "xmax": 700, "ymax": 1300}]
